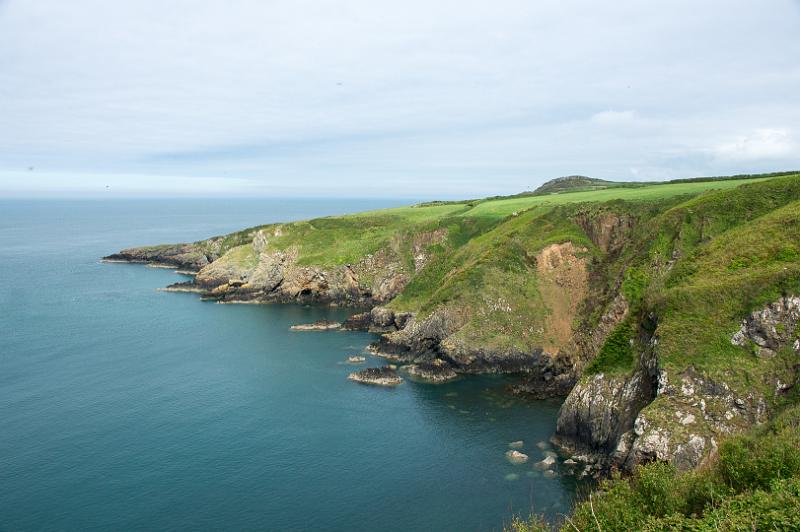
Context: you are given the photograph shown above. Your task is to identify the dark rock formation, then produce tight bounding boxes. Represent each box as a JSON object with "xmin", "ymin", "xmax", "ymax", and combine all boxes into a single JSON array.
[
  {"xmin": 404, "ymin": 359, "xmax": 458, "ymax": 383},
  {"xmin": 103, "ymin": 244, "xmax": 210, "ymax": 271},
  {"xmin": 347, "ymin": 366, "xmax": 403, "ymax": 386}
]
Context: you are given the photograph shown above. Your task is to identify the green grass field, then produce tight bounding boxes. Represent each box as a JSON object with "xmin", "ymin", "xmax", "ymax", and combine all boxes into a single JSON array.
[{"xmin": 204, "ymin": 173, "xmax": 795, "ymax": 271}]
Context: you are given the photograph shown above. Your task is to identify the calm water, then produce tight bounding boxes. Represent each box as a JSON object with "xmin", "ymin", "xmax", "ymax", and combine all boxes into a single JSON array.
[{"xmin": 0, "ymin": 199, "xmax": 576, "ymax": 531}]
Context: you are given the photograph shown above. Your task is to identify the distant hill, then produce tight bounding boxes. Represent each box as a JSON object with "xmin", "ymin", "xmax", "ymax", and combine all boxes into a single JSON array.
[
  {"xmin": 529, "ymin": 171, "xmax": 800, "ymax": 197},
  {"xmin": 531, "ymin": 175, "xmax": 625, "ymax": 195}
]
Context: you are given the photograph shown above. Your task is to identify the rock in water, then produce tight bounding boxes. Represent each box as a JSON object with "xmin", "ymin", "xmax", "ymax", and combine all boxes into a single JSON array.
[
  {"xmin": 348, "ymin": 366, "xmax": 403, "ymax": 387},
  {"xmin": 404, "ymin": 359, "xmax": 458, "ymax": 383},
  {"xmin": 505, "ymin": 450, "xmax": 529, "ymax": 464},
  {"xmin": 346, "ymin": 356, "xmax": 366, "ymax": 364},
  {"xmin": 534, "ymin": 455, "xmax": 557, "ymax": 469},
  {"xmin": 289, "ymin": 320, "xmax": 342, "ymax": 331},
  {"xmin": 508, "ymin": 440, "xmax": 524, "ymax": 449},
  {"xmin": 543, "ymin": 469, "xmax": 558, "ymax": 479}
]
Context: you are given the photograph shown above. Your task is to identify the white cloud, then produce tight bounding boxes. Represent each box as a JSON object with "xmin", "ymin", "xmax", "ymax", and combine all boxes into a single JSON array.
[
  {"xmin": 711, "ymin": 128, "xmax": 797, "ymax": 162},
  {"xmin": 0, "ymin": 0, "xmax": 799, "ymax": 196},
  {"xmin": 590, "ymin": 110, "xmax": 638, "ymax": 126}
]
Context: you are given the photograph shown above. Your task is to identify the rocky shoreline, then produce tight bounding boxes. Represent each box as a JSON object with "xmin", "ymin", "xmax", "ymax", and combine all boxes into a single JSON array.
[{"xmin": 103, "ymin": 174, "xmax": 800, "ymax": 479}]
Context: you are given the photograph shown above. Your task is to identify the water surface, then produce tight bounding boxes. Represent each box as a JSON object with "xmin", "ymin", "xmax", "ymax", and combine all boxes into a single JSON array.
[{"xmin": 0, "ymin": 199, "xmax": 575, "ymax": 531}]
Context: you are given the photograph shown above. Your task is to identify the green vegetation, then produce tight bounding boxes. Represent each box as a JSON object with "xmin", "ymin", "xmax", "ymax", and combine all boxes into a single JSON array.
[
  {"xmin": 530, "ymin": 175, "xmax": 624, "ymax": 195},
  {"xmin": 508, "ymin": 403, "xmax": 800, "ymax": 531},
  {"xmin": 159, "ymin": 170, "xmax": 800, "ymax": 530},
  {"xmin": 584, "ymin": 320, "xmax": 635, "ymax": 375}
]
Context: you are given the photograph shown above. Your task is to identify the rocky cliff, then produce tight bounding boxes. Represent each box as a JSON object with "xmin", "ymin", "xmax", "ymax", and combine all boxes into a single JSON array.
[{"xmin": 105, "ymin": 173, "xmax": 800, "ymax": 475}]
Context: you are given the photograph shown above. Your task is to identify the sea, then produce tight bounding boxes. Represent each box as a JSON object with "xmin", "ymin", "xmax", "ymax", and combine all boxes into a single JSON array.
[{"xmin": 0, "ymin": 199, "xmax": 577, "ymax": 531}]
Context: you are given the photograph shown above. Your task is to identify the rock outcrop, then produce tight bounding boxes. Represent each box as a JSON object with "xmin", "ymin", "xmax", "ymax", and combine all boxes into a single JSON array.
[
  {"xmin": 347, "ymin": 366, "xmax": 403, "ymax": 386},
  {"xmin": 404, "ymin": 359, "xmax": 458, "ymax": 383},
  {"xmin": 555, "ymin": 295, "xmax": 800, "ymax": 474},
  {"xmin": 103, "ymin": 244, "xmax": 211, "ymax": 271},
  {"xmin": 289, "ymin": 320, "xmax": 342, "ymax": 331}
]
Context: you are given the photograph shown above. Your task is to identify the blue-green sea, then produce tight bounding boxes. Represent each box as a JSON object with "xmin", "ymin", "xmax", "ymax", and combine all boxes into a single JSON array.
[{"xmin": 0, "ymin": 199, "xmax": 576, "ymax": 531}]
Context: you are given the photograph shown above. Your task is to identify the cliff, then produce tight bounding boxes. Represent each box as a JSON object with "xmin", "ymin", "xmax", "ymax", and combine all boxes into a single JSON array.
[{"xmin": 105, "ymin": 172, "xmax": 800, "ymax": 473}]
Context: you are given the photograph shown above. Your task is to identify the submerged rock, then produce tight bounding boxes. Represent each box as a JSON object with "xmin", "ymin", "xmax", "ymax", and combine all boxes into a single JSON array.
[
  {"xmin": 534, "ymin": 455, "xmax": 557, "ymax": 469},
  {"xmin": 543, "ymin": 469, "xmax": 558, "ymax": 479},
  {"xmin": 505, "ymin": 450, "xmax": 529, "ymax": 464},
  {"xmin": 509, "ymin": 440, "xmax": 524, "ymax": 449},
  {"xmin": 290, "ymin": 320, "xmax": 341, "ymax": 331},
  {"xmin": 348, "ymin": 366, "xmax": 403, "ymax": 387},
  {"xmin": 404, "ymin": 359, "xmax": 458, "ymax": 383}
]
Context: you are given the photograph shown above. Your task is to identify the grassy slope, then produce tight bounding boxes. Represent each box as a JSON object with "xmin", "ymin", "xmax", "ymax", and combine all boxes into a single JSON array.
[
  {"xmin": 584, "ymin": 175, "xmax": 800, "ymax": 377},
  {"xmin": 510, "ymin": 402, "xmax": 800, "ymax": 531},
  {"xmin": 199, "ymin": 175, "xmax": 776, "ymax": 273}
]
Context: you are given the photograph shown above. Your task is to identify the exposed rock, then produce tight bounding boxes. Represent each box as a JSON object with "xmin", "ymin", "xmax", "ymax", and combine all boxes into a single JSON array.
[
  {"xmin": 346, "ymin": 356, "xmax": 366, "ymax": 364},
  {"xmin": 404, "ymin": 359, "xmax": 458, "ymax": 383},
  {"xmin": 289, "ymin": 320, "xmax": 341, "ymax": 331},
  {"xmin": 574, "ymin": 210, "xmax": 635, "ymax": 255},
  {"xmin": 411, "ymin": 228, "xmax": 448, "ymax": 271},
  {"xmin": 505, "ymin": 450, "xmax": 529, "ymax": 464},
  {"xmin": 340, "ymin": 312, "xmax": 371, "ymax": 331},
  {"xmin": 553, "ymin": 319, "xmax": 659, "ymax": 470},
  {"xmin": 103, "ymin": 243, "xmax": 210, "ymax": 271},
  {"xmin": 534, "ymin": 455, "xmax": 556, "ymax": 469},
  {"xmin": 370, "ymin": 306, "xmax": 398, "ymax": 333},
  {"xmin": 160, "ymin": 281, "xmax": 204, "ymax": 293},
  {"xmin": 731, "ymin": 295, "xmax": 800, "ymax": 357},
  {"xmin": 347, "ymin": 366, "xmax": 403, "ymax": 387},
  {"xmin": 556, "ymin": 295, "xmax": 800, "ymax": 474}
]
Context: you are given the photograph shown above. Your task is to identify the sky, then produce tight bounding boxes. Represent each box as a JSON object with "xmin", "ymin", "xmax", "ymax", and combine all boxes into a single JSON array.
[{"xmin": 1, "ymin": 0, "xmax": 799, "ymax": 198}]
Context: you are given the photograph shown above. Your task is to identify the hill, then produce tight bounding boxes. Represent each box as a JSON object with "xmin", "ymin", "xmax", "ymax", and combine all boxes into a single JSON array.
[
  {"xmin": 105, "ymin": 170, "xmax": 800, "ymax": 526},
  {"xmin": 530, "ymin": 175, "xmax": 624, "ymax": 195}
]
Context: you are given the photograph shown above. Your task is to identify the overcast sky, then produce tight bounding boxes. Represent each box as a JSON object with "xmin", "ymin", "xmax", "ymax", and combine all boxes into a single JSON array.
[{"xmin": 1, "ymin": 0, "xmax": 799, "ymax": 198}]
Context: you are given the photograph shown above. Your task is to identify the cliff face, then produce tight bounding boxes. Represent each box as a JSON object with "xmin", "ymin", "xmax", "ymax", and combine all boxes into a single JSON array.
[
  {"xmin": 553, "ymin": 179, "xmax": 800, "ymax": 475},
  {"xmin": 105, "ymin": 174, "xmax": 800, "ymax": 474}
]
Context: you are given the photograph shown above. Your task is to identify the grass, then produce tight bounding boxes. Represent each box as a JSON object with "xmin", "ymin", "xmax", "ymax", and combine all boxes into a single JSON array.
[
  {"xmin": 458, "ymin": 176, "xmax": 773, "ymax": 218},
  {"xmin": 190, "ymin": 173, "xmax": 790, "ymax": 274},
  {"xmin": 507, "ymin": 403, "xmax": 800, "ymax": 531}
]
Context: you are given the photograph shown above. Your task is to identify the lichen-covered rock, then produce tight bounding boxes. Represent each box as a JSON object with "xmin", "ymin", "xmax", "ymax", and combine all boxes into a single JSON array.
[{"xmin": 731, "ymin": 295, "xmax": 800, "ymax": 357}]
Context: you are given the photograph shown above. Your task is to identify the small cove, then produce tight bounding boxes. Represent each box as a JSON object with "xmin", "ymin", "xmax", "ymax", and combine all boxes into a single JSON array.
[{"xmin": 0, "ymin": 199, "xmax": 578, "ymax": 531}]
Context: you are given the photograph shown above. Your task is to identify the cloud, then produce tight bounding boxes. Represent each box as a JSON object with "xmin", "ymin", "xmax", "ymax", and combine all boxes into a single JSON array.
[
  {"xmin": 711, "ymin": 128, "xmax": 797, "ymax": 162},
  {"xmin": 0, "ymin": 0, "xmax": 799, "ymax": 196},
  {"xmin": 590, "ymin": 110, "xmax": 638, "ymax": 126}
]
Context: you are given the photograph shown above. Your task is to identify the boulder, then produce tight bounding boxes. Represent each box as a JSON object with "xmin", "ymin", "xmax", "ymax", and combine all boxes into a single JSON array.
[{"xmin": 505, "ymin": 450, "xmax": 529, "ymax": 464}]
